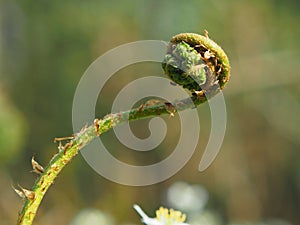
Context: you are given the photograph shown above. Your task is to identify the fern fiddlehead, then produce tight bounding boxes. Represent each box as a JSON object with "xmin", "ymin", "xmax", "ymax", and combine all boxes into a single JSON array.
[
  {"xmin": 163, "ymin": 32, "xmax": 230, "ymax": 97},
  {"xmin": 15, "ymin": 31, "xmax": 230, "ymax": 225}
]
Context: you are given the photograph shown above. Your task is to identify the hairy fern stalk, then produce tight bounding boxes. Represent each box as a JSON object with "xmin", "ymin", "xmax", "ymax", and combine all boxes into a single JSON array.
[{"xmin": 15, "ymin": 31, "xmax": 230, "ymax": 225}]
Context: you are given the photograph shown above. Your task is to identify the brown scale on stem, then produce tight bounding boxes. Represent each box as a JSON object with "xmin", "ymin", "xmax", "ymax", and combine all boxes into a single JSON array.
[
  {"xmin": 53, "ymin": 136, "xmax": 74, "ymax": 143},
  {"xmin": 50, "ymin": 163, "xmax": 59, "ymax": 171},
  {"xmin": 94, "ymin": 118, "xmax": 101, "ymax": 135},
  {"xmin": 63, "ymin": 141, "xmax": 73, "ymax": 155},
  {"xmin": 54, "ymin": 136, "xmax": 75, "ymax": 155},
  {"xmin": 12, "ymin": 185, "xmax": 25, "ymax": 199},
  {"xmin": 31, "ymin": 156, "xmax": 44, "ymax": 175},
  {"xmin": 17, "ymin": 185, "xmax": 35, "ymax": 201},
  {"xmin": 164, "ymin": 102, "xmax": 176, "ymax": 117}
]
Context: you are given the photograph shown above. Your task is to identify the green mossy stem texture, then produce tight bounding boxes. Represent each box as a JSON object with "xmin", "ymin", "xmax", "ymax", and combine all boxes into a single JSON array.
[
  {"xmin": 162, "ymin": 32, "xmax": 230, "ymax": 98},
  {"xmin": 17, "ymin": 32, "xmax": 230, "ymax": 225},
  {"xmin": 16, "ymin": 96, "xmax": 205, "ymax": 225}
]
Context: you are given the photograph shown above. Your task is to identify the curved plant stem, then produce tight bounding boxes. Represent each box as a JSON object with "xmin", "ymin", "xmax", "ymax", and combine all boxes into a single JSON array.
[
  {"xmin": 16, "ymin": 31, "xmax": 230, "ymax": 225},
  {"xmin": 16, "ymin": 95, "xmax": 206, "ymax": 225}
]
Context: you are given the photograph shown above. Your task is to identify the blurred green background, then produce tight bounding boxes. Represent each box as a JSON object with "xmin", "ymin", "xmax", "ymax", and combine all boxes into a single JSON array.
[{"xmin": 1, "ymin": 0, "xmax": 300, "ymax": 224}]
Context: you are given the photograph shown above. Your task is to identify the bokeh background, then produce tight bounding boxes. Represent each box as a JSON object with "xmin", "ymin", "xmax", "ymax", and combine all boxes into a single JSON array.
[{"xmin": 1, "ymin": 0, "xmax": 300, "ymax": 224}]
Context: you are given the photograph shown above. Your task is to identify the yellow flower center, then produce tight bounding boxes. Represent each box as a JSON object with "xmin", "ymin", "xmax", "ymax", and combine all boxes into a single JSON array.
[{"xmin": 155, "ymin": 207, "xmax": 187, "ymax": 225}]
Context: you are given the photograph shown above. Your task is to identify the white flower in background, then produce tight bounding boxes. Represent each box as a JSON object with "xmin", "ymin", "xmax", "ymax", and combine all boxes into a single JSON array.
[
  {"xmin": 166, "ymin": 182, "xmax": 209, "ymax": 213},
  {"xmin": 133, "ymin": 204, "xmax": 190, "ymax": 225},
  {"xmin": 69, "ymin": 208, "xmax": 114, "ymax": 225}
]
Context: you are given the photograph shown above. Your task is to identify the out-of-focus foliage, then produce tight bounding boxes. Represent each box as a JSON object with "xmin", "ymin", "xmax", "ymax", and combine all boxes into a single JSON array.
[
  {"xmin": 0, "ymin": 0, "xmax": 299, "ymax": 224},
  {"xmin": 0, "ymin": 89, "xmax": 27, "ymax": 163}
]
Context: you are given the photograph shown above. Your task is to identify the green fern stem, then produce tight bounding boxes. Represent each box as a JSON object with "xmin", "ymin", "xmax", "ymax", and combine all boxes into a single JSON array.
[
  {"xmin": 17, "ymin": 96, "xmax": 206, "ymax": 225},
  {"xmin": 16, "ymin": 31, "xmax": 230, "ymax": 225}
]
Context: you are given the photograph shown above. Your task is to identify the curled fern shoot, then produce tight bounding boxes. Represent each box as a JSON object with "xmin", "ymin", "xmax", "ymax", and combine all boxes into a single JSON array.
[{"xmin": 16, "ymin": 31, "xmax": 230, "ymax": 225}]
